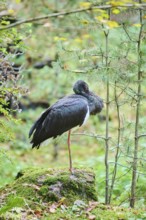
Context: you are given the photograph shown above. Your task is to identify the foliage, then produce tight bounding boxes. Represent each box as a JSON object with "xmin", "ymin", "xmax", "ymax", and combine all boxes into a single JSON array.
[
  {"xmin": 0, "ymin": 196, "xmax": 25, "ymax": 215},
  {"xmin": 0, "ymin": 12, "xmax": 26, "ymax": 142},
  {"xmin": 1, "ymin": 199, "xmax": 146, "ymax": 219}
]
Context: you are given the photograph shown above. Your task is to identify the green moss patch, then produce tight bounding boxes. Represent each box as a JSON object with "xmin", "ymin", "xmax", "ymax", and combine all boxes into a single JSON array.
[
  {"xmin": 0, "ymin": 167, "xmax": 97, "ymax": 212},
  {"xmin": 0, "ymin": 170, "xmax": 146, "ymax": 220}
]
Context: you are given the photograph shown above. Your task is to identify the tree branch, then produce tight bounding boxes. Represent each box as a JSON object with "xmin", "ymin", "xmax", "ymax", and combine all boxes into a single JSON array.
[
  {"xmin": 0, "ymin": 3, "xmax": 146, "ymax": 31},
  {"xmin": 138, "ymin": 134, "xmax": 146, "ymax": 139},
  {"xmin": 72, "ymin": 132, "xmax": 108, "ymax": 141}
]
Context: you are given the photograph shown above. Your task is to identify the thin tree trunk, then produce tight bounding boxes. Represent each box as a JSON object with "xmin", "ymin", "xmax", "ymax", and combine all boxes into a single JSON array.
[
  {"xmin": 104, "ymin": 28, "xmax": 110, "ymax": 205},
  {"xmin": 109, "ymin": 81, "xmax": 121, "ymax": 203},
  {"xmin": 130, "ymin": 1, "xmax": 143, "ymax": 208}
]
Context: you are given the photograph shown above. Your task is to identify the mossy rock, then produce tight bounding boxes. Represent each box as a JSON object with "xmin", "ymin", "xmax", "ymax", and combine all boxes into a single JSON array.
[{"xmin": 0, "ymin": 168, "xmax": 97, "ymax": 209}]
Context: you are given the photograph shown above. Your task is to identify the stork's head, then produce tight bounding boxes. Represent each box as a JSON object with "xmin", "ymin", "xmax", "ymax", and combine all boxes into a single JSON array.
[
  {"xmin": 73, "ymin": 80, "xmax": 89, "ymax": 95},
  {"xmin": 73, "ymin": 80, "xmax": 104, "ymax": 114}
]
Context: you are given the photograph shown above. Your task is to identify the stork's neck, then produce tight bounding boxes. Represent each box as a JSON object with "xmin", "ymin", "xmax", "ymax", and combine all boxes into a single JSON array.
[{"xmin": 79, "ymin": 91, "xmax": 103, "ymax": 115}]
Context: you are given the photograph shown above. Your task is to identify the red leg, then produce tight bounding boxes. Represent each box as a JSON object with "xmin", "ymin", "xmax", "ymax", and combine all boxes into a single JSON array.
[{"xmin": 68, "ymin": 130, "xmax": 73, "ymax": 174}]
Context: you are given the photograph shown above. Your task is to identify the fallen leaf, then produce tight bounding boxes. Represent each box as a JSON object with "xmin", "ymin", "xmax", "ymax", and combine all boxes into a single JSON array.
[
  {"xmin": 49, "ymin": 203, "xmax": 58, "ymax": 213},
  {"xmin": 22, "ymin": 183, "xmax": 40, "ymax": 190},
  {"xmin": 34, "ymin": 210, "xmax": 42, "ymax": 217},
  {"xmin": 48, "ymin": 198, "xmax": 67, "ymax": 214},
  {"xmin": 86, "ymin": 201, "xmax": 99, "ymax": 212},
  {"xmin": 88, "ymin": 214, "xmax": 96, "ymax": 220}
]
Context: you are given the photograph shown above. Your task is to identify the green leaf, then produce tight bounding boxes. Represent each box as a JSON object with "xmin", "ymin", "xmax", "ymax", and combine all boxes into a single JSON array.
[{"xmin": 0, "ymin": 196, "xmax": 25, "ymax": 214}]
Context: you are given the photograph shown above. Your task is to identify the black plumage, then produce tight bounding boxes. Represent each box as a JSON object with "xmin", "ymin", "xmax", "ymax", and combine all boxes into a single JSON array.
[
  {"xmin": 29, "ymin": 80, "xmax": 103, "ymax": 147},
  {"xmin": 29, "ymin": 80, "xmax": 103, "ymax": 172},
  {"xmin": 29, "ymin": 95, "xmax": 88, "ymax": 148}
]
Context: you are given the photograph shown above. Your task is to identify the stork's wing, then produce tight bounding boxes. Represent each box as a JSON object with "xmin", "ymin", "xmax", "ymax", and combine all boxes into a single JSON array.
[{"xmin": 29, "ymin": 96, "xmax": 88, "ymax": 148}]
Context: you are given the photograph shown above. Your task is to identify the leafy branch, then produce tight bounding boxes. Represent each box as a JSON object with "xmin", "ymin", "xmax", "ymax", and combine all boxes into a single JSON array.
[{"xmin": 0, "ymin": 3, "xmax": 146, "ymax": 30}]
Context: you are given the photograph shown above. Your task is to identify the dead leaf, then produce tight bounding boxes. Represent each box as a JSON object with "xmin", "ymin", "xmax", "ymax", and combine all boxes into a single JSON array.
[
  {"xmin": 86, "ymin": 201, "xmax": 99, "ymax": 212},
  {"xmin": 43, "ymin": 22, "xmax": 52, "ymax": 28},
  {"xmin": 34, "ymin": 210, "xmax": 42, "ymax": 217},
  {"xmin": 22, "ymin": 183, "xmax": 40, "ymax": 190},
  {"xmin": 88, "ymin": 214, "xmax": 96, "ymax": 220},
  {"xmin": 49, "ymin": 198, "xmax": 67, "ymax": 214},
  {"xmin": 49, "ymin": 203, "xmax": 58, "ymax": 213}
]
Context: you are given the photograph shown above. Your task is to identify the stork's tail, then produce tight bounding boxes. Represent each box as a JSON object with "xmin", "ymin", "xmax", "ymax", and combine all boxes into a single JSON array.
[{"xmin": 29, "ymin": 108, "xmax": 51, "ymax": 148}]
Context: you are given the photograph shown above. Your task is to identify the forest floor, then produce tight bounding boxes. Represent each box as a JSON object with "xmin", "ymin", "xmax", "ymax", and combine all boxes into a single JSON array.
[
  {"xmin": 1, "ymin": 142, "xmax": 146, "ymax": 219},
  {"xmin": 0, "ymin": 198, "xmax": 146, "ymax": 219}
]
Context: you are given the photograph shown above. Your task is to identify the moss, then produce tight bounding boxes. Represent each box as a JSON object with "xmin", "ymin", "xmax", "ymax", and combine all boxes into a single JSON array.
[
  {"xmin": 46, "ymin": 204, "xmax": 146, "ymax": 220},
  {"xmin": 39, "ymin": 185, "xmax": 59, "ymax": 202},
  {"xmin": 0, "ymin": 168, "xmax": 97, "ymax": 209},
  {"xmin": 1, "ymin": 170, "xmax": 145, "ymax": 220}
]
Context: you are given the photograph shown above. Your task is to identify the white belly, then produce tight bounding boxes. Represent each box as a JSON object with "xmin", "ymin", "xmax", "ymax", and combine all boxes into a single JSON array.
[{"xmin": 82, "ymin": 106, "xmax": 90, "ymax": 125}]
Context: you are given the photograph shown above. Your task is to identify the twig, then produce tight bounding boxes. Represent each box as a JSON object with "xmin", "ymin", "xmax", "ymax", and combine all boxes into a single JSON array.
[
  {"xmin": 109, "ymin": 162, "xmax": 146, "ymax": 176},
  {"xmin": 122, "ymin": 24, "xmax": 136, "ymax": 42},
  {"xmin": 137, "ymin": 134, "xmax": 146, "ymax": 139},
  {"xmin": 0, "ymin": 3, "xmax": 146, "ymax": 30},
  {"xmin": 72, "ymin": 132, "xmax": 108, "ymax": 141},
  {"xmin": 109, "ymin": 81, "xmax": 130, "ymax": 103}
]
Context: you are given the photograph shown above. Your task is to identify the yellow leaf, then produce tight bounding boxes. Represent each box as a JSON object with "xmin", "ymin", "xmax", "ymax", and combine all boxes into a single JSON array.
[
  {"xmin": 83, "ymin": 34, "xmax": 90, "ymax": 39},
  {"xmin": 112, "ymin": 9, "xmax": 120, "ymax": 14},
  {"xmin": 81, "ymin": 20, "xmax": 89, "ymax": 25},
  {"xmin": 94, "ymin": 9, "xmax": 109, "ymax": 20},
  {"xmin": 60, "ymin": 37, "xmax": 67, "ymax": 41},
  {"xmin": 15, "ymin": 0, "xmax": 21, "ymax": 3},
  {"xmin": 74, "ymin": 38, "xmax": 82, "ymax": 43},
  {"xmin": 8, "ymin": 9, "xmax": 15, "ymax": 14},
  {"xmin": 101, "ymin": 12, "xmax": 109, "ymax": 19},
  {"xmin": 95, "ymin": 16, "xmax": 104, "ymax": 22},
  {"xmin": 123, "ymin": 0, "xmax": 135, "ymax": 2},
  {"xmin": 79, "ymin": 2, "xmax": 92, "ymax": 8},
  {"xmin": 107, "ymin": 1, "xmax": 124, "ymax": 6},
  {"xmin": 93, "ymin": 8, "xmax": 103, "ymax": 13},
  {"xmin": 106, "ymin": 20, "xmax": 119, "ymax": 28},
  {"xmin": 133, "ymin": 23, "xmax": 141, "ymax": 27},
  {"xmin": 54, "ymin": 37, "xmax": 67, "ymax": 41},
  {"xmin": 54, "ymin": 37, "xmax": 59, "ymax": 41}
]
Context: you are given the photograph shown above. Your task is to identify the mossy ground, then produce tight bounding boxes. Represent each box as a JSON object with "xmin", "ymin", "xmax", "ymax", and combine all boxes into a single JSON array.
[
  {"xmin": 47, "ymin": 203, "xmax": 146, "ymax": 220},
  {"xmin": 0, "ymin": 168, "xmax": 97, "ymax": 217},
  {"xmin": 0, "ymin": 200, "xmax": 146, "ymax": 220},
  {"xmin": 0, "ymin": 168, "xmax": 146, "ymax": 219}
]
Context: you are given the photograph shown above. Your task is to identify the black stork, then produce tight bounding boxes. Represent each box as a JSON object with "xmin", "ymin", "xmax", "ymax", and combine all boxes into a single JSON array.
[{"xmin": 29, "ymin": 80, "xmax": 103, "ymax": 173}]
